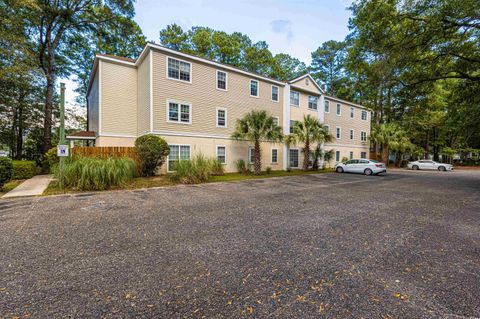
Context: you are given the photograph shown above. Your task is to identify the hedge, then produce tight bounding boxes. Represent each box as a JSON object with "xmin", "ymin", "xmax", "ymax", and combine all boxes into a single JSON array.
[{"xmin": 12, "ymin": 160, "xmax": 37, "ymax": 179}]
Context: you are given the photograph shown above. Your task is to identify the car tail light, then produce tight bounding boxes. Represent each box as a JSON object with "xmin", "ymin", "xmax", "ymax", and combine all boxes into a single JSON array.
[{"xmin": 375, "ymin": 164, "xmax": 383, "ymax": 167}]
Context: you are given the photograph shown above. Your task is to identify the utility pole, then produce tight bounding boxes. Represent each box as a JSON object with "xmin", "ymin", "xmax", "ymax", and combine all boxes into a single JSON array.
[{"xmin": 59, "ymin": 83, "xmax": 66, "ymax": 188}]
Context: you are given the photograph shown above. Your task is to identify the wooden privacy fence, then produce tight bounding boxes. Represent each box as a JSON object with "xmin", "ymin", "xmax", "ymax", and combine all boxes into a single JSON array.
[{"xmin": 72, "ymin": 146, "xmax": 138, "ymax": 161}]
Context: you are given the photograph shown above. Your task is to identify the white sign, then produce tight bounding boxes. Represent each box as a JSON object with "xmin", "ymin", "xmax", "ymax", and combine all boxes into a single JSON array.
[{"xmin": 57, "ymin": 145, "xmax": 69, "ymax": 157}]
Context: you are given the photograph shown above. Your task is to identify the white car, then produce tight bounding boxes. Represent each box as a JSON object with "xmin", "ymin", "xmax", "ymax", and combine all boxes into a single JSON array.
[
  {"xmin": 335, "ymin": 159, "xmax": 387, "ymax": 175},
  {"xmin": 407, "ymin": 160, "xmax": 453, "ymax": 171}
]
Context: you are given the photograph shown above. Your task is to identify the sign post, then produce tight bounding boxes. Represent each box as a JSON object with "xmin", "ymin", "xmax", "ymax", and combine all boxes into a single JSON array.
[{"xmin": 58, "ymin": 83, "xmax": 67, "ymax": 189}]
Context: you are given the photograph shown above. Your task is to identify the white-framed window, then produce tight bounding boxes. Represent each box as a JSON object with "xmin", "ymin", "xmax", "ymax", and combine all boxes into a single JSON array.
[
  {"xmin": 168, "ymin": 144, "xmax": 191, "ymax": 171},
  {"xmin": 290, "ymin": 120, "xmax": 298, "ymax": 134},
  {"xmin": 216, "ymin": 70, "xmax": 227, "ymax": 90},
  {"xmin": 361, "ymin": 131, "xmax": 367, "ymax": 141},
  {"xmin": 324, "ymin": 100, "xmax": 330, "ymax": 113},
  {"xmin": 336, "ymin": 127, "xmax": 341, "ymax": 139},
  {"xmin": 324, "ymin": 124, "xmax": 330, "ymax": 133},
  {"xmin": 167, "ymin": 100, "xmax": 191, "ymax": 124},
  {"xmin": 250, "ymin": 80, "xmax": 259, "ymax": 97},
  {"xmin": 349, "ymin": 151, "xmax": 353, "ymax": 159},
  {"xmin": 336, "ymin": 103, "xmax": 341, "ymax": 116},
  {"xmin": 308, "ymin": 96, "xmax": 318, "ymax": 110},
  {"xmin": 361, "ymin": 151, "xmax": 367, "ymax": 159},
  {"xmin": 216, "ymin": 108, "xmax": 227, "ymax": 127},
  {"xmin": 271, "ymin": 148, "xmax": 278, "ymax": 164},
  {"xmin": 361, "ymin": 110, "xmax": 368, "ymax": 121},
  {"xmin": 350, "ymin": 129, "xmax": 354, "ymax": 140},
  {"xmin": 272, "ymin": 116, "xmax": 279, "ymax": 127},
  {"xmin": 350, "ymin": 107, "xmax": 355, "ymax": 118},
  {"xmin": 289, "ymin": 149, "xmax": 299, "ymax": 168},
  {"xmin": 290, "ymin": 91, "xmax": 299, "ymax": 106},
  {"xmin": 248, "ymin": 147, "xmax": 257, "ymax": 164},
  {"xmin": 216, "ymin": 146, "xmax": 226, "ymax": 164},
  {"xmin": 167, "ymin": 57, "xmax": 191, "ymax": 82},
  {"xmin": 335, "ymin": 150, "xmax": 340, "ymax": 162},
  {"xmin": 271, "ymin": 85, "xmax": 279, "ymax": 102}
]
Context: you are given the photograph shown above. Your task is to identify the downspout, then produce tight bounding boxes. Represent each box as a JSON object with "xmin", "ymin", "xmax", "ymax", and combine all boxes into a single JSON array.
[{"xmin": 283, "ymin": 84, "xmax": 291, "ymax": 170}]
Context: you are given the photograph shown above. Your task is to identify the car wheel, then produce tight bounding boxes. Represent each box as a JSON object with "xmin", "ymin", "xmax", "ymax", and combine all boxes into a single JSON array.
[
  {"xmin": 438, "ymin": 166, "xmax": 446, "ymax": 171},
  {"xmin": 364, "ymin": 168, "xmax": 373, "ymax": 176},
  {"xmin": 412, "ymin": 165, "xmax": 419, "ymax": 170},
  {"xmin": 336, "ymin": 167, "xmax": 344, "ymax": 173}
]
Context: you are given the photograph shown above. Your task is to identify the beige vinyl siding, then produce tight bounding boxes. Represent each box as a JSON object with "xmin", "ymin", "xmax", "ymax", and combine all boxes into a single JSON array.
[
  {"xmin": 290, "ymin": 77, "xmax": 321, "ymax": 95},
  {"xmin": 290, "ymin": 91, "xmax": 320, "ymax": 122},
  {"xmin": 87, "ymin": 70, "xmax": 99, "ymax": 133},
  {"xmin": 151, "ymin": 49, "xmax": 284, "ymax": 136},
  {"xmin": 100, "ymin": 60, "xmax": 138, "ymax": 136},
  {"xmin": 96, "ymin": 136, "xmax": 135, "ymax": 147},
  {"xmin": 137, "ymin": 51, "xmax": 151, "ymax": 135}
]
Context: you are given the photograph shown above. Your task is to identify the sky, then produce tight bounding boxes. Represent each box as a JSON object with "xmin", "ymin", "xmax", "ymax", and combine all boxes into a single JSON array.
[{"xmin": 63, "ymin": 0, "xmax": 353, "ymax": 106}]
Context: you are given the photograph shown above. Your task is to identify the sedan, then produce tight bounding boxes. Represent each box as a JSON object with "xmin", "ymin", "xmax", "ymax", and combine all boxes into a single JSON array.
[
  {"xmin": 407, "ymin": 160, "xmax": 453, "ymax": 171},
  {"xmin": 335, "ymin": 159, "xmax": 387, "ymax": 175}
]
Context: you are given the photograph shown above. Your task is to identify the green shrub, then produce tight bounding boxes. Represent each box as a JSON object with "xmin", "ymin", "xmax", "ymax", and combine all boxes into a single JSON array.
[
  {"xmin": 54, "ymin": 157, "xmax": 136, "ymax": 190},
  {"xmin": 170, "ymin": 154, "xmax": 223, "ymax": 184},
  {"xmin": 0, "ymin": 157, "xmax": 13, "ymax": 189},
  {"xmin": 135, "ymin": 134, "xmax": 169, "ymax": 177},
  {"xmin": 211, "ymin": 159, "xmax": 225, "ymax": 176},
  {"xmin": 265, "ymin": 166, "xmax": 272, "ymax": 174},
  {"xmin": 341, "ymin": 156, "xmax": 349, "ymax": 163},
  {"xmin": 235, "ymin": 159, "xmax": 250, "ymax": 174},
  {"xmin": 12, "ymin": 160, "xmax": 37, "ymax": 179},
  {"xmin": 45, "ymin": 147, "xmax": 59, "ymax": 169}
]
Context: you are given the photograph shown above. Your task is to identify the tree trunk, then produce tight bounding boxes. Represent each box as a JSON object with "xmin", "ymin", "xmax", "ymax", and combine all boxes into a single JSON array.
[
  {"xmin": 253, "ymin": 140, "xmax": 261, "ymax": 175},
  {"xmin": 303, "ymin": 140, "xmax": 310, "ymax": 171},
  {"xmin": 15, "ymin": 102, "xmax": 24, "ymax": 160},
  {"xmin": 382, "ymin": 145, "xmax": 389, "ymax": 166},
  {"xmin": 424, "ymin": 130, "xmax": 429, "ymax": 159},
  {"xmin": 43, "ymin": 71, "xmax": 55, "ymax": 154}
]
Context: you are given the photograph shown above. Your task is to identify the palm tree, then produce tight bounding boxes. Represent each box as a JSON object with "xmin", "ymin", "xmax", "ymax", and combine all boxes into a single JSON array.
[
  {"xmin": 370, "ymin": 123, "xmax": 409, "ymax": 166},
  {"xmin": 232, "ymin": 110, "xmax": 283, "ymax": 175},
  {"xmin": 287, "ymin": 115, "xmax": 332, "ymax": 170}
]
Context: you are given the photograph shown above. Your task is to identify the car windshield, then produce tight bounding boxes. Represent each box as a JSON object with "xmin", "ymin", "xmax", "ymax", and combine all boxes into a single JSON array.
[{"xmin": 369, "ymin": 160, "xmax": 379, "ymax": 163}]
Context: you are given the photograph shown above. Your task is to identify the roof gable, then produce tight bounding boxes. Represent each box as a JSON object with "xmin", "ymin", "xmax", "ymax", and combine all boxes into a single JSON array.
[{"xmin": 288, "ymin": 74, "xmax": 324, "ymax": 94}]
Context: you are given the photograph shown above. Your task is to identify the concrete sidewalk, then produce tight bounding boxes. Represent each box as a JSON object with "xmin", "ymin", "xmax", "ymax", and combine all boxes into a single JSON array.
[{"xmin": 2, "ymin": 175, "xmax": 52, "ymax": 198}]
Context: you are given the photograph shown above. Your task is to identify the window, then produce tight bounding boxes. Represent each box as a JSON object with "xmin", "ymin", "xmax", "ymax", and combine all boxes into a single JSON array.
[
  {"xmin": 272, "ymin": 116, "xmax": 279, "ymax": 127},
  {"xmin": 168, "ymin": 145, "xmax": 191, "ymax": 171},
  {"xmin": 349, "ymin": 151, "xmax": 353, "ymax": 159},
  {"xmin": 350, "ymin": 129, "xmax": 354, "ymax": 140},
  {"xmin": 336, "ymin": 103, "xmax": 341, "ymax": 115},
  {"xmin": 324, "ymin": 100, "xmax": 330, "ymax": 113},
  {"xmin": 167, "ymin": 57, "xmax": 191, "ymax": 82},
  {"xmin": 361, "ymin": 131, "xmax": 367, "ymax": 141},
  {"xmin": 308, "ymin": 96, "xmax": 318, "ymax": 110},
  {"xmin": 248, "ymin": 147, "xmax": 256, "ymax": 164},
  {"xmin": 168, "ymin": 101, "xmax": 191, "ymax": 124},
  {"xmin": 217, "ymin": 71, "xmax": 227, "ymax": 90},
  {"xmin": 335, "ymin": 151, "xmax": 340, "ymax": 162},
  {"xmin": 271, "ymin": 149, "xmax": 278, "ymax": 164},
  {"xmin": 361, "ymin": 110, "xmax": 368, "ymax": 121},
  {"xmin": 216, "ymin": 108, "xmax": 227, "ymax": 127},
  {"xmin": 271, "ymin": 86, "xmax": 279, "ymax": 102},
  {"xmin": 216, "ymin": 146, "xmax": 226, "ymax": 164},
  {"xmin": 336, "ymin": 127, "xmax": 341, "ymax": 139},
  {"xmin": 350, "ymin": 107, "xmax": 355, "ymax": 118},
  {"xmin": 250, "ymin": 80, "xmax": 259, "ymax": 97},
  {"xmin": 290, "ymin": 91, "xmax": 299, "ymax": 106},
  {"xmin": 359, "ymin": 159, "xmax": 368, "ymax": 163},
  {"xmin": 290, "ymin": 120, "xmax": 298, "ymax": 134},
  {"xmin": 289, "ymin": 149, "xmax": 299, "ymax": 168},
  {"xmin": 361, "ymin": 152, "xmax": 367, "ymax": 159},
  {"xmin": 324, "ymin": 124, "xmax": 330, "ymax": 133}
]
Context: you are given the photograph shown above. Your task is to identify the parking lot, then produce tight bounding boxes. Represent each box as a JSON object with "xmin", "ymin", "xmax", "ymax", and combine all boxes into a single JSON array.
[{"xmin": 1, "ymin": 170, "xmax": 479, "ymax": 318}]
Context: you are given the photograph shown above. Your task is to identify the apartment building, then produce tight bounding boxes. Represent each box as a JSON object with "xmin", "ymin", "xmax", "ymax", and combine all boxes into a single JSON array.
[{"xmin": 84, "ymin": 43, "xmax": 370, "ymax": 172}]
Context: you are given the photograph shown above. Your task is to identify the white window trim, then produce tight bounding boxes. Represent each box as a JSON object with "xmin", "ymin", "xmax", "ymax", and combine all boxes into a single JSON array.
[
  {"xmin": 289, "ymin": 148, "xmax": 299, "ymax": 168},
  {"xmin": 250, "ymin": 79, "xmax": 259, "ymax": 98},
  {"xmin": 324, "ymin": 100, "xmax": 330, "ymax": 113},
  {"xmin": 273, "ymin": 116, "xmax": 280, "ymax": 127},
  {"xmin": 165, "ymin": 56, "xmax": 192, "ymax": 84},
  {"xmin": 308, "ymin": 95, "xmax": 318, "ymax": 110},
  {"xmin": 335, "ymin": 150, "xmax": 341, "ymax": 162},
  {"xmin": 361, "ymin": 110, "xmax": 368, "ymax": 121},
  {"xmin": 361, "ymin": 131, "xmax": 367, "ymax": 141},
  {"xmin": 271, "ymin": 148, "xmax": 278, "ymax": 164},
  {"xmin": 216, "ymin": 107, "xmax": 227, "ymax": 128},
  {"xmin": 336, "ymin": 126, "xmax": 342, "ymax": 139},
  {"xmin": 350, "ymin": 107, "xmax": 355, "ymax": 118},
  {"xmin": 325, "ymin": 125, "xmax": 330, "ymax": 133},
  {"xmin": 166, "ymin": 99, "xmax": 192, "ymax": 125},
  {"xmin": 216, "ymin": 70, "xmax": 228, "ymax": 91},
  {"xmin": 167, "ymin": 144, "xmax": 192, "ymax": 172},
  {"xmin": 290, "ymin": 90, "xmax": 300, "ymax": 107},
  {"xmin": 349, "ymin": 151, "xmax": 354, "ymax": 159},
  {"xmin": 350, "ymin": 129, "xmax": 354, "ymax": 140},
  {"xmin": 271, "ymin": 85, "xmax": 279, "ymax": 102},
  {"xmin": 216, "ymin": 145, "xmax": 227, "ymax": 164},
  {"xmin": 248, "ymin": 147, "xmax": 255, "ymax": 164},
  {"xmin": 336, "ymin": 103, "xmax": 342, "ymax": 116}
]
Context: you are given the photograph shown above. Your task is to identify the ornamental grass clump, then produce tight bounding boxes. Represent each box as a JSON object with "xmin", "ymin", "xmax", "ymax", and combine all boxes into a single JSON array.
[
  {"xmin": 55, "ymin": 157, "xmax": 136, "ymax": 190},
  {"xmin": 170, "ymin": 154, "xmax": 223, "ymax": 184}
]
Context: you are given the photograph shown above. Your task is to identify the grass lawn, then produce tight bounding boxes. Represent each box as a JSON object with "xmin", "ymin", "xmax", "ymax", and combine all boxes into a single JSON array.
[
  {"xmin": 42, "ymin": 169, "xmax": 334, "ymax": 196},
  {"xmin": 0, "ymin": 179, "xmax": 25, "ymax": 196}
]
